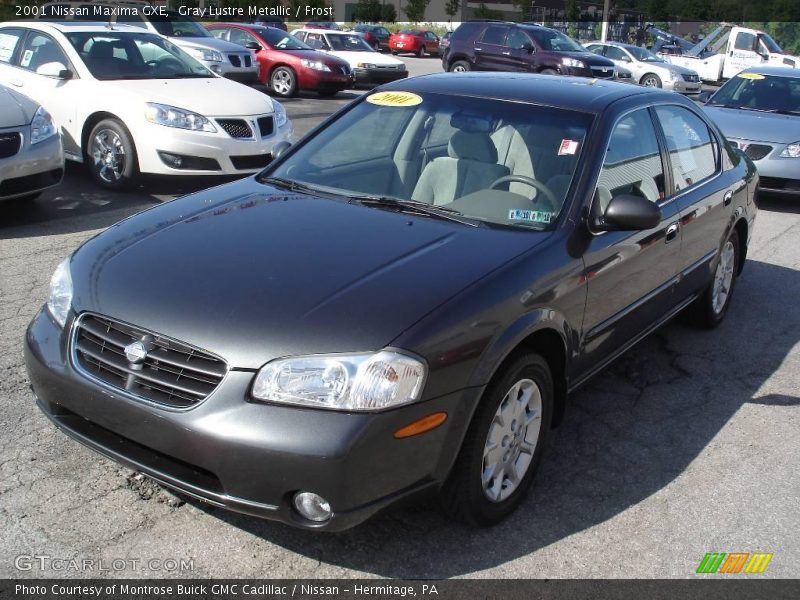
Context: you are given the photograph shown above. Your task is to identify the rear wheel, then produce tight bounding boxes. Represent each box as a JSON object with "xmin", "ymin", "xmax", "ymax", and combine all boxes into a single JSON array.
[
  {"xmin": 641, "ymin": 73, "xmax": 662, "ymax": 88},
  {"xmin": 540, "ymin": 68, "xmax": 559, "ymax": 75},
  {"xmin": 440, "ymin": 353, "xmax": 553, "ymax": 526},
  {"xmin": 270, "ymin": 66, "xmax": 297, "ymax": 98},
  {"xmin": 417, "ymin": 44, "xmax": 427, "ymax": 57},
  {"xmin": 374, "ymin": 41, "xmax": 381, "ymax": 51},
  {"xmin": 87, "ymin": 119, "xmax": 137, "ymax": 190},
  {"xmin": 688, "ymin": 229, "xmax": 740, "ymax": 328},
  {"xmin": 391, "ymin": 50, "xmax": 398, "ymax": 55},
  {"xmin": 450, "ymin": 60, "xmax": 470, "ymax": 73}
]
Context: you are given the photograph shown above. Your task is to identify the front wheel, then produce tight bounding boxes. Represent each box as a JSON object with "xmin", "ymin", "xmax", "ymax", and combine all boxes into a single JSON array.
[
  {"xmin": 417, "ymin": 45, "xmax": 427, "ymax": 57},
  {"xmin": 641, "ymin": 73, "xmax": 662, "ymax": 88},
  {"xmin": 540, "ymin": 68, "xmax": 559, "ymax": 75},
  {"xmin": 440, "ymin": 353, "xmax": 553, "ymax": 526},
  {"xmin": 87, "ymin": 119, "xmax": 137, "ymax": 190},
  {"xmin": 270, "ymin": 66, "xmax": 297, "ymax": 98}
]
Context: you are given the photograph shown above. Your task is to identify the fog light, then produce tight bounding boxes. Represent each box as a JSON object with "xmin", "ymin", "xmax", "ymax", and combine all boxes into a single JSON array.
[
  {"xmin": 158, "ymin": 151, "xmax": 183, "ymax": 168},
  {"xmin": 293, "ymin": 492, "xmax": 332, "ymax": 522}
]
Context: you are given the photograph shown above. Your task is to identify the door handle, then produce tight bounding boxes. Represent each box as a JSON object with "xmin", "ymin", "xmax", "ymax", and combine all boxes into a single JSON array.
[
  {"xmin": 723, "ymin": 190, "xmax": 734, "ymax": 206},
  {"xmin": 9, "ymin": 79, "xmax": 23, "ymax": 87},
  {"xmin": 665, "ymin": 222, "xmax": 679, "ymax": 243},
  {"xmin": 501, "ymin": 51, "xmax": 511, "ymax": 56},
  {"xmin": 474, "ymin": 47, "xmax": 482, "ymax": 52}
]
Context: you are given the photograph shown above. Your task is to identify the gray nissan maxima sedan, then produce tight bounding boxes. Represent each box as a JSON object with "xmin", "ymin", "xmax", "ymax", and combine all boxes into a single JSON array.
[
  {"xmin": 0, "ymin": 84, "xmax": 63, "ymax": 204},
  {"xmin": 25, "ymin": 74, "xmax": 757, "ymax": 530}
]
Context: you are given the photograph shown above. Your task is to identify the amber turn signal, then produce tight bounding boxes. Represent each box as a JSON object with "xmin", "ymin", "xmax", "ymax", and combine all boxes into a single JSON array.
[{"xmin": 393, "ymin": 412, "xmax": 448, "ymax": 439}]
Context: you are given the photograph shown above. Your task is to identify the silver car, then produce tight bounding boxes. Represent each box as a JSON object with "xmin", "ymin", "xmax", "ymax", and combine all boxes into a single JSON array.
[
  {"xmin": 0, "ymin": 84, "xmax": 63, "ymax": 203},
  {"xmin": 702, "ymin": 66, "xmax": 800, "ymax": 196},
  {"xmin": 585, "ymin": 41, "xmax": 701, "ymax": 94}
]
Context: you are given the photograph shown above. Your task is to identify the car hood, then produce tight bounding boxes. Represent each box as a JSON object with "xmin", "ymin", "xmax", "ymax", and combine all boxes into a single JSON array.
[
  {"xmin": 107, "ymin": 78, "xmax": 274, "ymax": 117},
  {"xmin": 703, "ymin": 105, "xmax": 800, "ymax": 144},
  {"xmin": 70, "ymin": 178, "xmax": 548, "ymax": 369},
  {"xmin": 651, "ymin": 61, "xmax": 696, "ymax": 75},
  {"xmin": 282, "ymin": 49, "xmax": 349, "ymax": 67},
  {"xmin": 0, "ymin": 84, "xmax": 37, "ymax": 127},
  {"xmin": 171, "ymin": 36, "xmax": 252, "ymax": 53},
  {"xmin": 327, "ymin": 50, "xmax": 404, "ymax": 67}
]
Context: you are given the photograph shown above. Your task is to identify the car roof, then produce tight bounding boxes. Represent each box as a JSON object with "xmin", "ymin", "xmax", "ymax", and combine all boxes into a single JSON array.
[
  {"xmin": 1, "ymin": 20, "xmax": 148, "ymax": 34},
  {"xmin": 381, "ymin": 72, "xmax": 662, "ymax": 113},
  {"xmin": 742, "ymin": 65, "xmax": 800, "ymax": 78}
]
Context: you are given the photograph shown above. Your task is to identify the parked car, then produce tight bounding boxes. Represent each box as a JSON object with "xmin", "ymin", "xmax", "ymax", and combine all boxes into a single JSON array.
[
  {"xmin": 0, "ymin": 22, "xmax": 292, "ymax": 188},
  {"xmin": 614, "ymin": 64, "xmax": 634, "ymax": 83},
  {"xmin": 702, "ymin": 66, "xmax": 800, "ymax": 196},
  {"xmin": 444, "ymin": 21, "xmax": 616, "ymax": 79},
  {"xmin": 584, "ymin": 41, "xmax": 701, "ymax": 93},
  {"xmin": 208, "ymin": 23, "xmax": 352, "ymax": 98},
  {"xmin": 292, "ymin": 29, "xmax": 407, "ymax": 84},
  {"xmin": 305, "ymin": 21, "xmax": 341, "ymax": 31},
  {"xmin": 38, "ymin": 2, "xmax": 260, "ymax": 83},
  {"xmin": 438, "ymin": 31, "xmax": 452, "ymax": 57},
  {"xmin": 253, "ymin": 17, "xmax": 288, "ymax": 32},
  {"xmin": 26, "ymin": 73, "xmax": 756, "ymax": 531},
  {"xmin": 0, "ymin": 84, "xmax": 63, "ymax": 204},
  {"xmin": 389, "ymin": 29, "xmax": 440, "ymax": 57},
  {"xmin": 352, "ymin": 24, "xmax": 391, "ymax": 51}
]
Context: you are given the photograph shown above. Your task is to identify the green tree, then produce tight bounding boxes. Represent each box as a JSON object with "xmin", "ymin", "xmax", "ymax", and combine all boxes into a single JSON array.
[
  {"xmin": 473, "ymin": 3, "xmax": 504, "ymax": 20},
  {"xmin": 381, "ymin": 2, "xmax": 397, "ymax": 22},
  {"xmin": 565, "ymin": 0, "xmax": 580, "ymax": 38},
  {"xmin": 353, "ymin": 0, "xmax": 381, "ymax": 22},
  {"xmin": 445, "ymin": 0, "xmax": 460, "ymax": 20},
  {"xmin": 403, "ymin": 0, "xmax": 430, "ymax": 22}
]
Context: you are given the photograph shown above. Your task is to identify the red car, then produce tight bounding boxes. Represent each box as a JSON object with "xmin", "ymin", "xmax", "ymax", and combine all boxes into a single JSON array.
[
  {"xmin": 389, "ymin": 29, "xmax": 440, "ymax": 57},
  {"xmin": 208, "ymin": 24, "xmax": 353, "ymax": 98}
]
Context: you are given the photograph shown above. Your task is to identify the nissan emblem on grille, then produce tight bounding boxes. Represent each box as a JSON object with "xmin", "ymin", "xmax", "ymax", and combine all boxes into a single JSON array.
[{"xmin": 124, "ymin": 341, "xmax": 148, "ymax": 364}]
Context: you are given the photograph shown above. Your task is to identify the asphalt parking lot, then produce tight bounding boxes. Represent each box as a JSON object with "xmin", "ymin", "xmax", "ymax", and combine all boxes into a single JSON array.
[{"xmin": 1, "ymin": 57, "xmax": 799, "ymax": 579}]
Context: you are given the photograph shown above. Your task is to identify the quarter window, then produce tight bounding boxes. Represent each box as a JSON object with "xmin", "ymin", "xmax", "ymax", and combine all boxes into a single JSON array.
[
  {"xmin": 596, "ymin": 108, "xmax": 665, "ymax": 211},
  {"xmin": 655, "ymin": 106, "xmax": 717, "ymax": 192},
  {"xmin": 480, "ymin": 26, "xmax": 510, "ymax": 46}
]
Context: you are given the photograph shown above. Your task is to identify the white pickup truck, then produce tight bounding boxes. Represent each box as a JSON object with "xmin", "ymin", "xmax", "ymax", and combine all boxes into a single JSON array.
[{"xmin": 649, "ymin": 24, "xmax": 800, "ymax": 83}]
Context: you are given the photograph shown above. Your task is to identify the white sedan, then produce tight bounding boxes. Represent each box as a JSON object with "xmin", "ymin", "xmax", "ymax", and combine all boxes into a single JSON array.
[{"xmin": 0, "ymin": 22, "xmax": 292, "ymax": 189}]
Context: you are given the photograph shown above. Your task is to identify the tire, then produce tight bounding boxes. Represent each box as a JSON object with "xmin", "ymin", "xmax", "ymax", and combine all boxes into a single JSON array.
[
  {"xmin": 440, "ymin": 353, "xmax": 553, "ymax": 526},
  {"xmin": 540, "ymin": 68, "xmax": 559, "ymax": 75},
  {"xmin": 417, "ymin": 45, "xmax": 427, "ymax": 57},
  {"xmin": 374, "ymin": 41, "xmax": 381, "ymax": 51},
  {"xmin": 449, "ymin": 60, "xmax": 470, "ymax": 73},
  {"xmin": 687, "ymin": 229, "xmax": 740, "ymax": 329},
  {"xmin": 270, "ymin": 66, "xmax": 297, "ymax": 98},
  {"xmin": 87, "ymin": 119, "xmax": 137, "ymax": 190},
  {"xmin": 391, "ymin": 50, "xmax": 399, "ymax": 55},
  {"xmin": 640, "ymin": 73, "xmax": 662, "ymax": 88}
]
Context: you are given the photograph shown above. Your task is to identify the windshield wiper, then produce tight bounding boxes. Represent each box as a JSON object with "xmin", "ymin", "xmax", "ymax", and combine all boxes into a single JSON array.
[
  {"xmin": 260, "ymin": 176, "xmax": 329, "ymax": 195},
  {"xmin": 350, "ymin": 195, "xmax": 482, "ymax": 228},
  {"xmin": 709, "ymin": 103, "xmax": 777, "ymax": 113}
]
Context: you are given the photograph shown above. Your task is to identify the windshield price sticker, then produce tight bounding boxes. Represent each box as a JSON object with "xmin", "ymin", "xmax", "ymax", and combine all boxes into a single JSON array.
[
  {"xmin": 366, "ymin": 91, "xmax": 423, "ymax": 107},
  {"xmin": 558, "ymin": 139, "xmax": 579, "ymax": 155},
  {"xmin": 738, "ymin": 72, "xmax": 765, "ymax": 80},
  {"xmin": 509, "ymin": 209, "xmax": 553, "ymax": 224}
]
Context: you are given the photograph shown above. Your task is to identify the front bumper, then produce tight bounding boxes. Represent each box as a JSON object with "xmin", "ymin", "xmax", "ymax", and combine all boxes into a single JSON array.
[
  {"xmin": 297, "ymin": 69, "xmax": 353, "ymax": 91},
  {"xmin": 0, "ymin": 127, "xmax": 64, "ymax": 200},
  {"xmin": 135, "ymin": 118, "xmax": 293, "ymax": 176},
  {"xmin": 25, "ymin": 308, "xmax": 479, "ymax": 531},
  {"xmin": 665, "ymin": 79, "xmax": 702, "ymax": 94},
  {"xmin": 353, "ymin": 67, "xmax": 408, "ymax": 84},
  {"xmin": 207, "ymin": 60, "xmax": 260, "ymax": 84},
  {"xmin": 729, "ymin": 138, "xmax": 800, "ymax": 196}
]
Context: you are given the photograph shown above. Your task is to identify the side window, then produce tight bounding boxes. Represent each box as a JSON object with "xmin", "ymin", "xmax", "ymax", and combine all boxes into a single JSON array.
[
  {"xmin": 734, "ymin": 32, "xmax": 755, "ymax": 51},
  {"xmin": 0, "ymin": 29, "xmax": 24, "ymax": 64},
  {"xmin": 655, "ymin": 105, "xmax": 718, "ymax": 193},
  {"xmin": 292, "ymin": 31, "xmax": 306, "ymax": 42},
  {"xmin": 585, "ymin": 44, "xmax": 604, "ymax": 55},
  {"xmin": 18, "ymin": 33, "xmax": 69, "ymax": 73},
  {"xmin": 210, "ymin": 28, "xmax": 229, "ymax": 40},
  {"xmin": 480, "ymin": 26, "xmax": 510, "ymax": 46},
  {"xmin": 378, "ymin": 28, "xmax": 390, "ymax": 37},
  {"xmin": 605, "ymin": 46, "xmax": 629, "ymax": 61},
  {"xmin": 229, "ymin": 29, "xmax": 256, "ymax": 47},
  {"xmin": 506, "ymin": 29, "xmax": 531, "ymax": 49},
  {"xmin": 596, "ymin": 108, "xmax": 665, "ymax": 212},
  {"xmin": 426, "ymin": 32, "xmax": 437, "ymax": 41}
]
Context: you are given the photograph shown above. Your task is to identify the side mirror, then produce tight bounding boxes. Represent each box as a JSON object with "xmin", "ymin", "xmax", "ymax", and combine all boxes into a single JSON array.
[
  {"xmin": 245, "ymin": 41, "xmax": 262, "ymax": 51},
  {"xmin": 594, "ymin": 194, "xmax": 662, "ymax": 231},
  {"xmin": 271, "ymin": 140, "xmax": 292, "ymax": 160},
  {"xmin": 36, "ymin": 62, "xmax": 72, "ymax": 79},
  {"xmin": 696, "ymin": 90, "xmax": 711, "ymax": 103},
  {"xmin": 522, "ymin": 41, "xmax": 535, "ymax": 53},
  {"xmin": 620, "ymin": 55, "xmax": 632, "ymax": 63}
]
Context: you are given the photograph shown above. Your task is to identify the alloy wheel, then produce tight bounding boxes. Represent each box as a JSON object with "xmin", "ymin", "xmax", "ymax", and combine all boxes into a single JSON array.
[
  {"xmin": 481, "ymin": 378, "xmax": 543, "ymax": 503},
  {"xmin": 272, "ymin": 69, "xmax": 293, "ymax": 96},
  {"xmin": 712, "ymin": 240, "xmax": 735, "ymax": 314},
  {"xmin": 91, "ymin": 129, "xmax": 126, "ymax": 184}
]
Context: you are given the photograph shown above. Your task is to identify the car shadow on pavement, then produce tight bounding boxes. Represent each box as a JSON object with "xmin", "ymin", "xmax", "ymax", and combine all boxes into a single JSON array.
[
  {"xmin": 757, "ymin": 194, "xmax": 800, "ymax": 215},
  {"xmin": 192, "ymin": 257, "xmax": 800, "ymax": 578}
]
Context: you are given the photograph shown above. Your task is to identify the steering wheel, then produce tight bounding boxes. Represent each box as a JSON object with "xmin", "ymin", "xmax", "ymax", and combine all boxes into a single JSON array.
[
  {"xmin": 146, "ymin": 57, "xmax": 183, "ymax": 74},
  {"xmin": 490, "ymin": 174, "xmax": 558, "ymax": 208}
]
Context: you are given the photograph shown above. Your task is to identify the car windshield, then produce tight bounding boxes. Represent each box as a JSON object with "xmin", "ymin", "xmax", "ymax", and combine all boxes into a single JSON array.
[
  {"xmin": 66, "ymin": 31, "xmax": 213, "ymax": 80},
  {"xmin": 327, "ymin": 34, "xmax": 373, "ymax": 51},
  {"xmin": 262, "ymin": 91, "xmax": 592, "ymax": 231},
  {"xmin": 529, "ymin": 28, "xmax": 584, "ymax": 52},
  {"xmin": 759, "ymin": 33, "xmax": 782, "ymax": 53},
  {"xmin": 628, "ymin": 46, "xmax": 664, "ymax": 62},
  {"xmin": 149, "ymin": 11, "xmax": 211, "ymax": 38},
  {"xmin": 707, "ymin": 73, "xmax": 800, "ymax": 113},
  {"xmin": 258, "ymin": 28, "xmax": 310, "ymax": 50}
]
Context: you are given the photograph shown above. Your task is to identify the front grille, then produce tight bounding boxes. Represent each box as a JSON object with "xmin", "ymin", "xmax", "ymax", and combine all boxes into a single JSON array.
[
  {"xmin": 681, "ymin": 73, "xmax": 700, "ymax": 82},
  {"xmin": 257, "ymin": 116, "xmax": 274, "ymax": 137},
  {"xmin": 217, "ymin": 119, "xmax": 253, "ymax": 138},
  {"xmin": 231, "ymin": 154, "xmax": 272, "ymax": 170},
  {"xmin": 0, "ymin": 131, "xmax": 21, "ymax": 158},
  {"xmin": 744, "ymin": 144, "xmax": 773, "ymax": 161},
  {"xmin": 244, "ymin": 55, "xmax": 251, "ymax": 67},
  {"xmin": 228, "ymin": 54, "xmax": 241, "ymax": 67},
  {"xmin": 73, "ymin": 314, "xmax": 227, "ymax": 409},
  {"xmin": 590, "ymin": 66, "xmax": 615, "ymax": 78}
]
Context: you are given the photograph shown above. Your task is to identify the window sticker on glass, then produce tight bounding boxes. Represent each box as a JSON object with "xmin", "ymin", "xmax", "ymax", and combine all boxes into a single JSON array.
[
  {"xmin": 0, "ymin": 33, "xmax": 18, "ymax": 63},
  {"xmin": 737, "ymin": 72, "xmax": 765, "ymax": 80},
  {"xmin": 20, "ymin": 49, "xmax": 33, "ymax": 68},
  {"xmin": 509, "ymin": 209, "xmax": 553, "ymax": 223},
  {"xmin": 558, "ymin": 139, "xmax": 579, "ymax": 155},
  {"xmin": 366, "ymin": 91, "xmax": 423, "ymax": 107}
]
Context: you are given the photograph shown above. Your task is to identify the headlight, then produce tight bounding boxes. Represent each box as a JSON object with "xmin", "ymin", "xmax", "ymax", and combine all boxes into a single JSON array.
[
  {"xmin": 780, "ymin": 142, "xmax": 800, "ymax": 157},
  {"xmin": 30, "ymin": 106, "xmax": 57, "ymax": 145},
  {"xmin": 185, "ymin": 47, "xmax": 223, "ymax": 62},
  {"xmin": 47, "ymin": 257, "xmax": 72, "ymax": 328},
  {"xmin": 562, "ymin": 57, "xmax": 586, "ymax": 68},
  {"xmin": 252, "ymin": 350, "xmax": 427, "ymax": 411},
  {"xmin": 272, "ymin": 100, "xmax": 288, "ymax": 128},
  {"xmin": 300, "ymin": 58, "xmax": 331, "ymax": 72},
  {"xmin": 357, "ymin": 62, "xmax": 377, "ymax": 69},
  {"xmin": 144, "ymin": 103, "xmax": 216, "ymax": 132}
]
